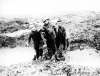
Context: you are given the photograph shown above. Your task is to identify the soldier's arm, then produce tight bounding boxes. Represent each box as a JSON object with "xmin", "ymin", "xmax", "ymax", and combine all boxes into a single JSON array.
[
  {"xmin": 28, "ymin": 33, "xmax": 32, "ymax": 44},
  {"xmin": 53, "ymin": 30, "xmax": 56, "ymax": 38}
]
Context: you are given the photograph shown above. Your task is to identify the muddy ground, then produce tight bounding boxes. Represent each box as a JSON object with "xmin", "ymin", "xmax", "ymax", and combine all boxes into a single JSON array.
[{"xmin": 0, "ymin": 47, "xmax": 100, "ymax": 76}]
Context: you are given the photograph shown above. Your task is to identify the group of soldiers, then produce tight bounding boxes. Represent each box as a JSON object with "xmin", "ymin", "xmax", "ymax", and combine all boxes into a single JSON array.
[{"xmin": 28, "ymin": 19, "xmax": 69, "ymax": 61}]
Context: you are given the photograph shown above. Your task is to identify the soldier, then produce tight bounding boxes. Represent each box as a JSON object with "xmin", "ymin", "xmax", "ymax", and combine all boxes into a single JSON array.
[
  {"xmin": 55, "ymin": 25, "xmax": 67, "ymax": 61},
  {"xmin": 42, "ymin": 19, "xmax": 57, "ymax": 60},
  {"xmin": 28, "ymin": 30, "xmax": 44, "ymax": 60}
]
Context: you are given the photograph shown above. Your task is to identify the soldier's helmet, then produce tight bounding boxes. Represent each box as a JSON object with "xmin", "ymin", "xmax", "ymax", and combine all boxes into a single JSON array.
[{"xmin": 43, "ymin": 19, "xmax": 50, "ymax": 26}]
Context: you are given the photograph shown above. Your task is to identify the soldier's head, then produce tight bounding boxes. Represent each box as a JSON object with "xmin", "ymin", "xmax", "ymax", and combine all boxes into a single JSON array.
[{"xmin": 43, "ymin": 19, "xmax": 50, "ymax": 25}]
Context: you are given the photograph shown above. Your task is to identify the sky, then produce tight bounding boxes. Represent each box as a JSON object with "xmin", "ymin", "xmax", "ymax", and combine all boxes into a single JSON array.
[{"xmin": 0, "ymin": 0, "xmax": 100, "ymax": 18}]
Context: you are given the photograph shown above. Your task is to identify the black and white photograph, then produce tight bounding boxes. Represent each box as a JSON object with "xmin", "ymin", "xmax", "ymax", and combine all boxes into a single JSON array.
[{"xmin": 0, "ymin": 0, "xmax": 100, "ymax": 76}]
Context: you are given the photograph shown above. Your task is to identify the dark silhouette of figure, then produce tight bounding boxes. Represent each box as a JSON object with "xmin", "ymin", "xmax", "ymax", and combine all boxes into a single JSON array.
[
  {"xmin": 42, "ymin": 19, "xmax": 57, "ymax": 59},
  {"xmin": 54, "ymin": 25, "xmax": 68, "ymax": 61},
  {"xmin": 28, "ymin": 30, "xmax": 44, "ymax": 60},
  {"xmin": 56, "ymin": 25, "xmax": 67, "ymax": 50}
]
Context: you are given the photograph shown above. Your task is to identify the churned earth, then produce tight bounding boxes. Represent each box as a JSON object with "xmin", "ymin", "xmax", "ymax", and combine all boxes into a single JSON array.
[{"xmin": 0, "ymin": 47, "xmax": 100, "ymax": 76}]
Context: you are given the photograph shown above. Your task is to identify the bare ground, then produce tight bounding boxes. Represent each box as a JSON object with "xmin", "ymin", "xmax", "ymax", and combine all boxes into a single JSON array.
[{"xmin": 0, "ymin": 47, "xmax": 100, "ymax": 76}]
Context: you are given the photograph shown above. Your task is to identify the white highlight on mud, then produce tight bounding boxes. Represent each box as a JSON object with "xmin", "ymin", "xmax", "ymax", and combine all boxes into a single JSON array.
[
  {"xmin": 0, "ymin": 47, "xmax": 35, "ymax": 66},
  {"xmin": 67, "ymin": 48, "xmax": 100, "ymax": 68}
]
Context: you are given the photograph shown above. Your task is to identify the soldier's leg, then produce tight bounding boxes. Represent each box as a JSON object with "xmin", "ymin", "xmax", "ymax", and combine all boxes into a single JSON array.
[{"xmin": 33, "ymin": 55, "xmax": 37, "ymax": 60}]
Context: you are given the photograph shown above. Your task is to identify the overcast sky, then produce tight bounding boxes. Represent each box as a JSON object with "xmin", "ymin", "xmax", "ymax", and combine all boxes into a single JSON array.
[{"xmin": 0, "ymin": 0, "xmax": 100, "ymax": 18}]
